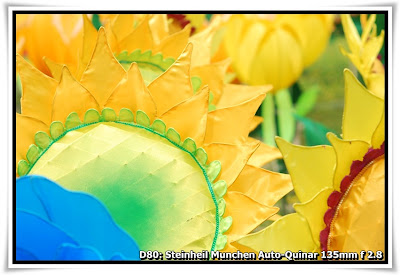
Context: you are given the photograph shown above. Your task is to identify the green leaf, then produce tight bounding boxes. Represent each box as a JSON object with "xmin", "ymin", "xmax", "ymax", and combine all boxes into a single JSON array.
[
  {"xmin": 295, "ymin": 114, "xmax": 334, "ymax": 146},
  {"xmin": 91, "ymin": 14, "xmax": 102, "ymax": 30},
  {"xmin": 294, "ymin": 85, "xmax": 320, "ymax": 117},
  {"xmin": 275, "ymin": 89, "xmax": 296, "ymax": 143},
  {"xmin": 261, "ymin": 93, "xmax": 277, "ymax": 146},
  {"xmin": 191, "ymin": 76, "xmax": 202, "ymax": 93}
]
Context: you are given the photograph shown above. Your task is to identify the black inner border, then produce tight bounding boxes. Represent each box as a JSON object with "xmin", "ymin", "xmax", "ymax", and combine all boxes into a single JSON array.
[{"xmin": 12, "ymin": 10, "xmax": 390, "ymax": 265}]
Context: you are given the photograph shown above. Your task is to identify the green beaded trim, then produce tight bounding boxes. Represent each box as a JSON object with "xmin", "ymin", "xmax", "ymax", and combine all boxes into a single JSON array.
[
  {"xmin": 18, "ymin": 107, "xmax": 232, "ymax": 254},
  {"xmin": 116, "ymin": 50, "xmax": 175, "ymax": 72}
]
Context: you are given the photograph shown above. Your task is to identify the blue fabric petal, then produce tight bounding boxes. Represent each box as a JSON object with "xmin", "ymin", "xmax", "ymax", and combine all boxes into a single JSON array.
[
  {"xmin": 16, "ymin": 210, "xmax": 78, "ymax": 260},
  {"xmin": 16, "ymin": 248, "xmax": 38, "ymax": 260},
  {"xmin": 17, "ymin": 175, "xmax": 140, "ymax": 260},
  {"xmin": 55, "ymin": 244, "xmax": 103, "ymax": 260}
]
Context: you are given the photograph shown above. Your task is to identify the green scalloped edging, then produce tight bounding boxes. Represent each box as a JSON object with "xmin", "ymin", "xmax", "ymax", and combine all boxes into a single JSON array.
[{"xmin": 18, "ymin": 107, "xmax": 232, "ymax": 255}]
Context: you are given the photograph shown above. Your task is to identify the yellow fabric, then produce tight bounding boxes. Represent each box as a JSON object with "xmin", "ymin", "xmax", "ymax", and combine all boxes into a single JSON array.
[
  {"xmin": 43, "ymin": 57, "xmax": 64, "ymax": 81},
  {"xmin": 190, "ymin": 59, "xmax": 230, "ymax": 104},
  {"xmin": 160, "ymin": 87, "xmax": 209, "ymax": 145},
  {"xmin": 224, "ymin": 191, "xmax": 278, "ymax": 243},
  {"xmin": 52, "ymin": 67, "xmax": 99, "ymax": 122},
  {"xmin": 342, "ymin": 70, "xmax": 384, "ymax": 144},
  {"xmin": 204, "ymin": 93, "xmax": 265, "ymax": 145},
  {"xmin": 118, "ymin": 15, "xmax": 154, "ymax": 53},
  {"xmin": 75, "ymin": 14, "xmax": 97, "ymax": 80},
  {"xmin": 247, "ymin": 139, "xmax": 282, "ymax": 167},
  {"xmin": 372, "ymin": 111, "xmax": 385, "ymax": 149},
  {"xmin": 216, "ymin": 84, "xmax": 272, "ymax": 109},
  {"xmin": 276, "ymin": 137, "xmax": 336, "ymax": 203},
  {"xmin": 153, "ymin": 25, "xmax": 191, "ymax": 59},
  {"xmin": 237, "ymin": 213, "xmax": 318, "ymax": 253},
  {"xmin": 105, "ymin": 63, "xmax": 157, "ymax": 121},
  {"xmin": 204, "ymin": 141, "xmax": 259, "ymax": 187},
  {"xmin": 149, "ymin": 14, "xmax": 169, "ymax": 44},
  {"xmin": 328, "ymin": 157, "xmax": 385, "ymax": 253},
  {"xmin": 16, "ymin": 14, "xmax": 83, "ymax": 76},
  {"xmin": 17, "ymin": 55, "xmax": 58, "ymax": 126},
  {"xmin": 80, "ymin": 28, "xmax": 126, "ymax": 108},
  {"xmin": 249, "ymin": 116, "xmax": 263, "ymax": 132},
  {"xmin": 294, "ymin": 187, "xmax": 333, "ymax": 246},
  {"xmin": 341, "ymin": 14, "xmax": 385, "ymax": 99},
  {"xmin": 327, "ymin": 133, "xmax": 370, "ymax": 191},
  {"xmin": 229, "ymin": 164, "xmax": 292, "ymax": 206},
  {"xmin": 148, "ymin": 44, "xmax": 193, "ymax": 116},
  {"xmin": 16, "ymin": 114, "xmax": 49, "ymax": 171}
]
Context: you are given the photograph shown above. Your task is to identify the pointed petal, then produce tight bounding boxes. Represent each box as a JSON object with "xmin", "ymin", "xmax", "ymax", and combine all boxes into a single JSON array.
[
  {"xmin": 17, "ymin": 55, "xmax": 58, "ymax": 126},
  {"xmin": 371, "ymin": 111, "xmax": 385, "ymax": 148},
  {"xmin": 204, "ymin": 93, "xmax": 265, "ymax": 144},
  {"xmin": 341, "ymin": 14, "xmax": 361, "ymax": 54},
  {"xmin": 204, "ymin": 140, "xmax": 259, "ymax": 187},
  {"xmin": 43, "ymin": 57, "xmax": 63, "ymax": 81},
  {"xmin": 237, "ymin": 213, "xmax": 318, "ymax": 253},
  {"xmin": 16, "ymin": 114, "xmax": 49, "ymax": 174},
  {"xmin": 106, "ymin": 62, "xmax": 157, "ymax": 121},
  {"xmin": 153, "ymin": 25, "xmax": 191, "ymax": 59},
  {"xmin": 216, "ymin": 84, "xmax": 272, "ymax": 109},
  {"xmin": 148, "ymin": 43, "xmax": 194, "ymax": 116},
  {"xmin": 109, "ymin": 14, "xmax": 136, "ymax": 42},
  {"xmin": 276, "ymin": 137, "xmax": 336, "ymax": 203},
  {"xmin": 190, "ymin": 59, "xmax": 230, "ymax": 104},
  {"xmin": 294, "ymin": 187, "xmax": 334, "ymax": 247},
  {"xmin": 342, "ymin": 69, "xmax": 384, "ymax": 143},
  {"xmin": 224, "ymin": 191, "xmax": 278, "ymax": 243},
  {"xmin": 149, "ymin": 14, "xmax": 169, "ymax": 44},
  {"xmin": 247, "ymin": 137, "xmax": 282, "ymax": 166},
  {"xmin": 52, "ymin": 67, "xmax": 100, "ymax": 122},
  {"xmin": 160, "ymin": 86, "xmax": 208, "ymax": 146},
  {"xmin": 79, "ymin": 27, "xmax": 126, "ymax": 108},
  {"xmin": 75, "ymin": 14, "xmax": 97, "ymax": 80},
  {"xmin": 118, "ymin": 15, "xmax": 154, "ymax": 52},
  {"xmin": 327, "ymin": 133, "xmax": 370, "ymax": 191},
  {"xmin": 249, "ymin": 116, "xmax": 263, "ymax": 132},
  {"xmin": 229, "ymin": 164, "xmax": 293, "ymax": 206},
  {"xmin": 188, "ymin": 16, "xmax": 220, "ymax": 67}
]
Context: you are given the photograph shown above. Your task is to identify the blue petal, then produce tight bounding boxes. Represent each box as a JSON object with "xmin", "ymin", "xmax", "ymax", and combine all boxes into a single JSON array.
[
  {"xmin": 16, "ymin": 248, "xmax": 38, "ymax": 260},
  {"xmin": 55, "ymin": 244, "xmax": 103, "ymax": 260},
  {"xmin": 17, "ymin": 175, "xmax": 140, "ymax": 260},
  {"xmin": 17, "ymin": 210, "xmax": 78, "ymax": 260}
]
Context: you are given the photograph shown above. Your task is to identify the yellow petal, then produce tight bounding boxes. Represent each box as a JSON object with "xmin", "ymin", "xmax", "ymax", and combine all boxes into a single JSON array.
[
  {"xmin": 249, "ymin": 116, "xmax": 263, "ymax": 132},
  {"xmin": 190, "ymin": 59, "xmax": 230, "ymax": 104},
  {"xmin": 365, "ymin": 71, "xmax": 385, "ymax": 99},
  {"xmin": 294, "ymin": 187, "xmax": 334, "ymax": 247},
  {"xmin": 109, "ymin": 14, "xmax": 135, "ymax": 42},
  {"xmin": 76, "ymin": 14, "xmax": 97, "ymax": 80},
  {"xmin": 17, "ymin": 55, "xmax": 57, "ymax": 126},
  {"xmin": 247, "ymin": 137, "xmax": 282, "ymax": 167},
  {"xmin": 327, "ymin": 133, "xmax": 370, "ymax": 191},
  {"xmin": 105, "ymin": 62, "xmax": 157, "ymax": 121},
  {"xmin": 216, "ymin": 84, "xmax": 272, "ymax": 109},
  {"xmin": 16, "ymin": 114, "xmax": 49, "ymax": 174},
  {"xmin": 204, "ymin": 140, "xmax": 260, "ymax": 186},
  {"xmin": 188, "ymin": 16, "xmax": 220, "ymax": 67},
  {"xmin": 229, "ymin": 164, "xmax": 292, "ymax": 206},
  {"xmin": 160, "ymin": 86, "xmax": 209, "ymax": 146},
  {"xmin": 276, "ymin": 137, "xmax": 336, "ymax": 203},
  {"xmin": 52, "ymin": 67, "xmax": 100, "ymax": 122},
  {"xmin": 149, "ymin": 14, "xmax": 169, "ymax": 44},
  {"xmin": 342, "ymin": 69, "xmax": 384, "ymax": 143},
  {"xmin": 80, "ymin": 27, "xmax": 126, "ymax": 108},
  {"xmin": 153, "ymin": 25, "xmax": 191, "ymax": 59},
  {"xmin": 118, "ymin": 15, "xmax": 154, "ymax": 53},
  {"xmin": 237, "ymin": 213, "xmax": 318, "ymax": 253},
  {"xmin": 247, "ymin": 27, "xmax": 304, "ymax": 90},
  {"xmin": 204, "ymin": 93, "xmax": 265, "ymax": 144},
  {"xmin": 148, "ymin": 43, "xmax": 194, "ymax": 116},
  {"xmin": 341, "ymin": 14, "xmax": 361, "ymax": 54},
  {"xmin": 224, "ymin": 191, "xmax": 278, "ymax": 243},
  {"xmin": 43, "ymin": 57, "xmax": 63, "ymax": 81},
  {"xmin": 371, "ymin": 111, "xmax": 385, "ymax": 149}
]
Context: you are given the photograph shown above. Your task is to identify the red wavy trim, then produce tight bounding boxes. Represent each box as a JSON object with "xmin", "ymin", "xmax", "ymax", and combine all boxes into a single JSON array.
[
  {"xmin": 167, "ymin": 14, "xmax": 196, "ymax": 34},
  {"xmin": 319, "ymin": 141, "xmax": 385, "ymax": 252}
]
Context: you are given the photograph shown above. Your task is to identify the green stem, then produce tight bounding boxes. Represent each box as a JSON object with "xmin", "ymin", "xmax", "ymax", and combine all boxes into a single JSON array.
[{"xmin": 261, "ymin": 93, "xmax": 277, "ymax": 146}]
